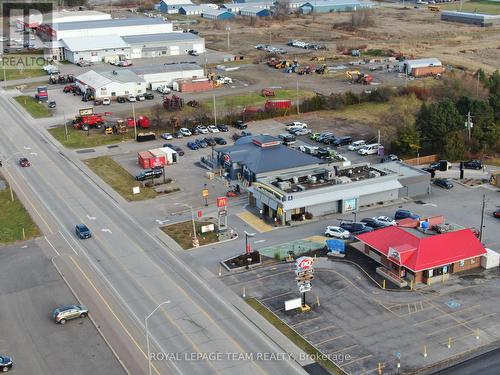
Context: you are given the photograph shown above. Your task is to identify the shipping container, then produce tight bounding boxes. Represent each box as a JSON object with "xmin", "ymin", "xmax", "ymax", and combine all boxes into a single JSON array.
[
  {"xmin": 411, "ymin": 66, "xmax": 444, "ymax": 77},
  {"xmin": 264, "ymin": 99, "xmax": 292, "ymax": 110},
  {"xmin": 173, "ymin": 78, "xmax": 213, "ymax": 93},
  {"xmin": 138, "ymin": 151, "xmax": 166, "ymax": 169}
]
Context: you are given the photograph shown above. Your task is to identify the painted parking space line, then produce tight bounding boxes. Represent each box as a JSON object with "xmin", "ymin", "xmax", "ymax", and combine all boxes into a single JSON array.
[
  {"xmin": 339, "ymin": 354, "xmax": 373, "ymax": 368},
  {"xmin": 314, "ymin": 335, "xmax": 346, "ymax": 347},
  {"xmin": 260, "ymin": 290, "xmax": 295, "ymax": 301},
  {"xmin": 426, "ymin": 312, "xmax": 497, "ymax": 337},
  {"xmin": 414, "ymin": 304, "xmax": 481, "ymax": 326},
  {"xmin": 290, "ymin": 316, "xmax": 321, "ymax": 328},
  {"xmin": 302, "ymin": 324, "xmax": 336, "ymax": 336},
  {"xmin": 329, "ymin": 344, "xmax": 359, "ymax": 355}
]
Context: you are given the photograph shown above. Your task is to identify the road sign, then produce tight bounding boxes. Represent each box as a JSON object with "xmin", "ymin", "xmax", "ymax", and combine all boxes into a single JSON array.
[
  {"xmin": 295, "ymin": 269, "xmax": 314, "ymax": 276},
  {"xmin": 296, "ymin": 256, "xmax": 314, "ymax": 270},
  {"xmin": 202, "ymin": 188, "xmax": 209, "ymax": 198},
  {"xmin": 285, "ymin": 298, "xmax": 302, "ymax": 311},
  {"xmin": 217, "ymin": 196, "xmax": 227, "ymax": 208},
  {"xmin": 298, "ymin": 282, "xmax": 311, "ymax": 293},
  {"xmin": 79, "ymin": 107, "xmax": 93, "ymax": 116},
  {"xmin": 296, "ymin": 274, "xmax": 314, "ymax": 282}
]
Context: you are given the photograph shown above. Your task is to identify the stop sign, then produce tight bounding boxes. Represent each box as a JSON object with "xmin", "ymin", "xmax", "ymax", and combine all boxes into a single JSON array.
[{"xmin": 296, "ymin": 256, "xmax": 314, "ymax": 270}]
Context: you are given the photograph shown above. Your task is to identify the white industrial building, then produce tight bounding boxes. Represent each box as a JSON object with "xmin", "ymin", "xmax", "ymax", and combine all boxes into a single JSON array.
[
  {"xmin": 132, "ymin": 63, "xmax": 205, "ymax": 90},
  {"xmin": 123, "ymin": 32, "xmax": 205, "ymax": 58},
  {"xmin": 398, "ymin": 58, "xmax": 442, "ymax": 74},
  {"xmin": 75, "ymin": 70, "xmax": 147, "ymax": 99},
  {"xmin": 62, "ymin": 35, "xmax": 131, "ymax": 64},
  {"xmin": 179, "ymin": 5, "xmax": 215, "ymax": 15},
  {"xmin": 38, "ymin": 17, "xmax": 173, "ymax": 41},
  {"xmin": 15, "ymin": 10, "xmax": 111, "ymax": 30}
]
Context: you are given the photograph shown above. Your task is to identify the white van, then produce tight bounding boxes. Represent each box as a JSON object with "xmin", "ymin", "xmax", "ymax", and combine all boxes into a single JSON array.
[
  {"xmin": 358, "ymin": 143, "xmax": 380, "ymax": 155},
  {"xmin": 348, "ymin": 140, "xmax": 366, "ymax": 151}
]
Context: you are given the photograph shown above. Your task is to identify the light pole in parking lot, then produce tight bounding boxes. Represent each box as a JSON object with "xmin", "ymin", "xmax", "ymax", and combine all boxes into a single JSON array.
[
  {"xmin": 225, "ymin": 26, "xmax": 231, "ymax": 50},
  {"xmin": 132, "ymin": 102, "xmax": 137, "ymax": 140},
  {"xmin": 145, "ymin": 300, "xmax": 171, "ymax": 375}
]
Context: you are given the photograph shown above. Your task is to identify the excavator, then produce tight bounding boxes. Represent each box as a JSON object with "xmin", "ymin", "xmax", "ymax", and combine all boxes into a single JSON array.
[{"xmin": 346, "ymin": 70, "xmax": 373, "ymax": 85}]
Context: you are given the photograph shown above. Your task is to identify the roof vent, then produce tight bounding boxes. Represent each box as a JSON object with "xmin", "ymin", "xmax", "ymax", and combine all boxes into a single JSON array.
[{"xmin": 292, "ymin": 176, "xmax": 299, "ymax": 184}]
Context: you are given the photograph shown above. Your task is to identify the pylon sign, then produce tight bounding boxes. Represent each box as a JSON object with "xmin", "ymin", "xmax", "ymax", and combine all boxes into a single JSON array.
[
  {"xmin": 295, "ymin": 256, "xmax": 314, "ymax": 301},
  {"xmin": 296, "ymin": 256, "xmax": 314, "ymax": 270}
]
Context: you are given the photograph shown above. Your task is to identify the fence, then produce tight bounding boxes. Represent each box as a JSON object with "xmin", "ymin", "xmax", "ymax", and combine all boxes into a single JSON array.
[{"xmin": 403, "ymin": 154, "xmax": 438, "ymax": 166}]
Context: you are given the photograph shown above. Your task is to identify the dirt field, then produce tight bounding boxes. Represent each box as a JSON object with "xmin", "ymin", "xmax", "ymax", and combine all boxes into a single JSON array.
[{"xmin": 191, "ymin": 2, "xmax": 500, "ymax": 73}]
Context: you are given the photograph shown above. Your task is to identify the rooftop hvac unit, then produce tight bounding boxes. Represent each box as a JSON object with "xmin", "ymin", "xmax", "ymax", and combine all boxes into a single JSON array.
[
  {"xmin": 334, "ymin": 176, "xmax": 351, "ymax": 185},
  {"xmin": 308, "ymin": 176, "xmax": 317, "ymax": 184},
  {"xmin": 292, "ymin": 176, "xmax": 299, "ymax": 184},
  {"xmin": 277, "ymin": 181, "xmax": 291, "ymax": 190},
  {"xmin": 369, "ymin": 171, "xmax": 381, "ymax": 178},
  {"xmin": 325, "ymin": 170, "xmax": 336, "ymax": 180},
  {"xmin": 296, "ymin": 184, "xmax": 306, "ymax": 191}
]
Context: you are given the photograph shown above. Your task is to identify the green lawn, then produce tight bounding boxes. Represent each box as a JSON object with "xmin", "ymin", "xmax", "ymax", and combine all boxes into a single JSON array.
[
  {"xmin": 0, "ymin": 180, "xmax": 40, "ymax": 244},
  {"xmin": 246, "ymin": 298, "xmax": 343, "ymax": 375},
  {"xmin": 14, "ymin": 95, "xmax": 52, "ymax": 118},
  {"xmin": 84, "ymin": 156, "xmax": 157, "ymax": 201},
  {"xmin": 161, "ymin": 220, "xmax": 219, "ymax": 250},
  {"xmin": 438, "ymin": 0, "xmax": 500, "ymax": 14},
  {"xmin": 48, "ymin": 125, "xmax": 135, "ymax": 149},
  {"xmin": 1, "ymin": 68, "xmax": 46, "ymax": 81},
  {"xmin": 204, "ymin": 89, "xmax": 315, "ymax": 111}
]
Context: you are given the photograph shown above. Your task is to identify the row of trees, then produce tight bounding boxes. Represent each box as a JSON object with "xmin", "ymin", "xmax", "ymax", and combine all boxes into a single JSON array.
[{"xmin": 392, "ymin": 71, "xmax": 500, "ymax": 160}]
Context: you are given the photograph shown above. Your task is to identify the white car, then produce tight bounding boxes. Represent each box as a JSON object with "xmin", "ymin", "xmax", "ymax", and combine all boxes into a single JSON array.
[
  {"xmin": 136, "ymin": 94, "xmax": 145, "ymax": 101},
  {"xmin": 216, "ymin": 77, "xmax": 232, "ymax": 84},
  {"xmin": 348, "ymin": 140, "xmax": 366, "ymax": 151},
  {"xmin": 325, "ymin": 226, "xmax": 350, "ymax": 239},
  {"xmin": 285, "ymin": 121, "xmax": 307, "ymax": 129},
  {"xmin": 157, "ymin": 86, "xmax": 171, "ymax": 94},
  {"xmin": 127, "ymin": 95, "xmax": 136, "ymax": 102},
  {"xmin": 374, "ymin": 216, "xmax": 396, "ymax": 226},
  {"xmin": 292, "ymin": 128, "xmax": 312, "ymax": 136},
  {"xmin": 196, "ymin": 125, "xmax": 209, "ymax": 134},
  {"xmin": 179, "ymin": 128, "xmax": 192, "ymax": 136},
  {"xmin": 208, "ymin": 125, "xmax": 219, "ymax": 133},
  {"xmin": 102, "ymin": 97, "xmax": 111, "ymax": 105},
  {"xmin": 161, "ymin": 133, "xmax": 173, "ymax": 140}
]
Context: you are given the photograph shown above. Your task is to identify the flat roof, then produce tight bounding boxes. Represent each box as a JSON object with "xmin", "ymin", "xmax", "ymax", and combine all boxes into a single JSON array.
[
  {"xmin": 100, "ymin": 70, "xmax": 145, "ymax": 83},
  {"xmin": 377, "ymin": 161, "xmax": 430, "ymax": 179},
  {"xmin": 62, "ymin": 35, "xmax": 128, "ymax": 52},
  {"xmin": 122, "ymin": 32, "xmax": 202, "ymax": 44},
  {"xmin": 52, "ymin": 17, "xmax": 168, "ymax": 31},
  {"xmin": 132, "ymin": 63, "xmax": 202, "ymax": 75}
]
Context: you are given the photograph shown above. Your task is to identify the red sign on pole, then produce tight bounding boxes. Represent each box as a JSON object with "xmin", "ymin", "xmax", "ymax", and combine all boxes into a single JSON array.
[
  {"xmin": 246, "ymin": 244, "xmax": 251, "ymax": 254},
  {"xmin": 217, "ymin": 197, "xmax": 227, "ymax": 208},
  {"xmin": 296, "ymin": 257, "xmax": 314, "ymax": 270},
  {"xmin": 197, "ymin": 210, "xmax": 202, "ymax": 218}
]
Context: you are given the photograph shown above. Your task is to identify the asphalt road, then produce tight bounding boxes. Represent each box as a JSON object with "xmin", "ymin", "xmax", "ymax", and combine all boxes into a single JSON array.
[
  {"xmin": 0, "ymin": 92, "xmax": 308, "ymax": 375},
  {"xmin": 432, "ymin": 347, "xmax": 500, "ymax": 375}
]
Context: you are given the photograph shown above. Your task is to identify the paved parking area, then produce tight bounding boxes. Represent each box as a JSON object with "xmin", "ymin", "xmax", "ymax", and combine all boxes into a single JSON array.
[
  {"xmin": 223, "ymin": 260, "xmax": 500, "ymax": 375},
  {"xmin": 0, "ymin": 240, "xmax": 124, "ymax": 375}
]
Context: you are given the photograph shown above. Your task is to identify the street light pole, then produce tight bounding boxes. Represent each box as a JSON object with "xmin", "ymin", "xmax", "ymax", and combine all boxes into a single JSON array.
[
  {"xmin": 176, "ymin": 202, "xmax": 198, "ymax": 245},
  {"xmin": 479, "ymin": 194, "xmax": 486, "ymax": 243},
  {"xmin": 145, "ymin": 300, "xmax": 171, "ymax": 375},
  {"xmin": 244, "ymin": 231, "xmax": 255, "ymax": 254},
  {"xmin": 132, "ymin": 101, "xmax": 137, "ymax": 140},
  {"xmin": 225, "ymin": 26, "xmax": 231, "ymax": 49}
]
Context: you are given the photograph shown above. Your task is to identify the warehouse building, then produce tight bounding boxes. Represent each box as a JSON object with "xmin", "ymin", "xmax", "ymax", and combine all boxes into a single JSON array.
[
  {"xmin": 38, "ymin": 17, "xmax": 173, "ymax": 41},
  {"xmin": 132, "ymin": 63, "xmax": 204, "ymax": 89},
  {"xmin": 123, "ymin": 32, "xmax": 205, "ymax": 58},
  {"xmin": 355, "ymin": 226, "xmax": 487, "ymax": 287},
  {"xmin": 441, "ymin": 11, "xmax": 500, "ymax": 27},
  {"xmin": 398, "ymin": 58, "xmax": 444, "ymax": 77},
  {"xmin": 179, "ymin": 5, "xmax": 214, "ymax": 15},
  {"xmin": 202, "ymin": 9, "xmax": 236, "ymax": 20},
  {"xmin": 75, "ymin": 70, "xmax": 147, "ymax": 99},
  {"xmin": 16, "ymin": 10, "xmax": 111, "ymax": 30},
  {"xmin": 62, "ymin": 35, "xmax": 130, "ymax": 64},
  {"xmin": 377, "ymin": 161, "xmax": 431, "ymax": 198},
  {"xmin": 299, "ymin": 0, "xmax": 374, "ymax": 13},
  {"xmin": 159, "ymin": 0, "xmax": 194, "ymax": 13},
  {"xmin": 240, "ymin": 7, "xmax": 271, "ymax": 16}
]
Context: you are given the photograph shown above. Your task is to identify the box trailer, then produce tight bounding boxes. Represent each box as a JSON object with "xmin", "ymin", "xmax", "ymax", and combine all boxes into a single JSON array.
[
  {"xmin": 264, "ymin": 99, "xmax": 292, "ymax": 110},
  {"xmin": 411, "ymin": 66, "xmax": 444, "ymax": 77},
  {"xmin": 138, "ymin": 151, "xmax": 165, "ymax": 169}
]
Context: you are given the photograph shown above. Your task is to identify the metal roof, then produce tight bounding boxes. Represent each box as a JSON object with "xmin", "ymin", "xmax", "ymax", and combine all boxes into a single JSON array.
[
  {"xmin": 202, "ymin": 9, "xmax": 235, "ymax": 16},
  {"xmin": 62, "ymin": 35, "xmax": 128, "ymax": 52},
  {"xmin": 301, "ymin": 0, "xmax": 370, "ymax": 7},
  {"xmin": 53, "ymin": 17, "xmax": 168, "ymax": 31},
  {"xmin": 76, "ymin": 70, "xmax": 113, "ymax": 89},
  {"xmin": 132, "ymin": 63, "xmax": 203, "ymax": 75},
  {"xmin": 100, "ymin": 70, "xmax": 145, "ymax": 83},
  {"xmin": 441, "ymin": 11, "xmax": 500, "ymax": 20},
  {"xmin": 122, "ymin": 32, "xmax": 202, "ymax": 44},
  {"xmin": 179, "ymin": 5, "xmax": 214, "ymax": 11},
  {"xmin": 400, "ymin": 58, "xmax": 442, "ymax": 69},
  {"xmin": 160, "ymin": 0, "xmax": 193, "ymax": 5}
]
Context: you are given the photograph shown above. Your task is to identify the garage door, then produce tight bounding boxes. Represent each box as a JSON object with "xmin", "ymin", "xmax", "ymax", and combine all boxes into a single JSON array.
[
  {"xmin": 169, "ymin": 46, "xmax": 179, "ymax": 56},
  {"xmin": 131, "ymin": 49, "xmax": 142, "ymax": 59},
  {"xmin": 90, "ymin": 54, "xmax": 99, "ymax": 63}
]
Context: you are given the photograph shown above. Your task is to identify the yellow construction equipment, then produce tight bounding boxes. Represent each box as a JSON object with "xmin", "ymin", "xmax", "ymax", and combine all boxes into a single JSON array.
[
  {"xmin": 114, "ymin": 119, "xmax": 128, "ymax": 134},
  {"xmin": 346, "ymin": 70, "xmax": 361, "ymax": 81}
]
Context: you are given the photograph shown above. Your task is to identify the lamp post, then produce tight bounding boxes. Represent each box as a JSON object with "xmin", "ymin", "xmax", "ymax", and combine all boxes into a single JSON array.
[
  {"xmin": 176, "ymin": 203, "xmax": 198, "ymax": 247},
  {"xmin": 225, "ymin": 26, "xmax": 231, "ymax": 50},
  {"xmin": 145, "ymin": 300, "xmax": 171, "ymax": 375},
  {"xmin": 132, "ymin": 101, "xmax": 137, "ymax": 140}
]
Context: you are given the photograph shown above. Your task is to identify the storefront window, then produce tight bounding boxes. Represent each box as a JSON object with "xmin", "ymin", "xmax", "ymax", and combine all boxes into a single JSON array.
[{"xmin": 459, "ymin": 260, "xmax": 465, "ymax": 267}]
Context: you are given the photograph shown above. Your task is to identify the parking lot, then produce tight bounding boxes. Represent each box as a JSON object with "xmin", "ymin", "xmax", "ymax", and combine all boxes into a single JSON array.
[{"xmin": 223, "ymin": 259, "xmax": 500, "ymax": 375}]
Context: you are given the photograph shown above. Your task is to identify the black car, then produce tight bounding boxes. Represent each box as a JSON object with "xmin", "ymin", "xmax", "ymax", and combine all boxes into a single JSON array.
[
  {"xmin": 117, "ymin": 96, "xmax": 126, "ymax": 103},
  {"xmin": 144, "ymin": 92, "xmax": 155, "ymax": 100},
  {"xmin": 0, "ymin": 355, "xmax": 13, "ymax": 372},
  {"xmin": 463, "ymin": 160, "xmax": 482, "ymax": 170},
  {"xmin": 214, "ymin": 137, "xmax": 227, "ymax": 145},
  {"xmin": 430, "ymin": 160, "xmax": 451, "ymax": 171},
  {"xmin": 203, "ymin": 137, "xmax": 217, "ymax": 146},
  {"xmin": 217, "ymin": 124, "xmax": 229, "ymax": 132},
  {"xmin": 339, "ymin": 222, "xmax": 373, "ymax": 234},
  {"xmin": 75, "ymin": 224, "xmax": 91, "ymax": 239},
  {"xmin": 172, "ymin": 146, "xmax": 185, "ymax": 156},
  {"xmin": 331, "ymin": 136, "xmax": 353, "ymax": 147},
  {"xmin": 394, "ymin": 209, "xmax": 420, "ymax": 220},
  {"xmin": 234, "ymin": 120, "xmax": 247, "ymax": 130},
  {"xmin": 360, "ymin": 218, "xmax": 386, "ymax": 229},
  {"xmin": 189, "ymin": 127, "xmax": 200, "ymax": 135},
  {"xmin": 422, "ymin": 167, "xmax": 436, "ymax": 178},
  {"xmin": 48, "ymin": 100, "xmax": 56, "ymax": 108},
  {"xmin": 433, "ymin": 178, "xmax": 454, "ymax": 189},
  {"xmin": 322, "ymin": 135, "xmax": 337, "ymax": 144},
  {"xmin": 135, "ymin": 169, "xmax": 163, "ymax": 181},
  {"xmin": 173, "ymin": 131, "xmax": 183, "ymax": 139}
]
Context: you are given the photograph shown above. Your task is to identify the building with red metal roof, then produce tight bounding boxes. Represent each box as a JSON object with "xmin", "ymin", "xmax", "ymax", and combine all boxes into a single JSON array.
[{"xmin": 355, "ymin": 226, "xmax": 487, "ymax": 287}]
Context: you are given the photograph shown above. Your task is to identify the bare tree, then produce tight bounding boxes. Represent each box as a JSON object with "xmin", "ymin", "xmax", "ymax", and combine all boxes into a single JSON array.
[
  {"xmin": 351, "ymin": 9, "xmax": 374, "ymax": 29},
  {"xmin": 151, "ymin": 104, "xmax": 164, "ymax": 130},
  {"xmin": 273, "ymin": 0, "xmax": 290, "ymax": 22}
]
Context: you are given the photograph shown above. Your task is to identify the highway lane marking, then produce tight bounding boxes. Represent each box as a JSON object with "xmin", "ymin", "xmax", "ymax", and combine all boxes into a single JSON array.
[
  {"xmin": 155, "ymin": 219, "xmax": 170, "ymax": 225},
  {"xmin": 101, "ymin": 228, "xmax": 113, "ymax": 234},
  {"xmin": 67, "ymin": 255, "xmax": 163, "ymax": 375},
  {"xmin": 87, "ymin": 215, "xmax": 97, "ymax": 220},
  {"xmin": 44, "ymin": 236, "xmax": 61, "ymax": 256},
  {"xmin": 254, "ymin": 240, "xmax": 266, "ymax": 244}
]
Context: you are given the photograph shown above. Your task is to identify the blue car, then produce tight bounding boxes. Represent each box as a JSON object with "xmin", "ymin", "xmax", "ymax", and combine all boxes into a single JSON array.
[
  {"xmin": 187, "ymin": 141, "xmax": 199, "ymax": 150},
  {"xmin": 394, "ymin": 209, "xmax": 420, "ymax": 221},
  {"xmin": 0, "ymin": 355, "xmax": 13, "ymax": 372},
  {"xmin": 75, "ymin": 224, "xmax": 91, "ymax": 239}
]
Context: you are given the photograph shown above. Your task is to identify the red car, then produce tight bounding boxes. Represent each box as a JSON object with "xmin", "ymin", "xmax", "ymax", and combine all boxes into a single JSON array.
[
  {"xmin": 19, "ymin": 157, "xmax": 30, "ymax": 167},
  {"xmin": 494, "ymin": 209, "xmax": 500, "ymax": 219}
]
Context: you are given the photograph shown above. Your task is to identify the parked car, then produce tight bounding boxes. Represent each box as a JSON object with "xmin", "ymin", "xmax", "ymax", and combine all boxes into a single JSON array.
[
  {"xmin": 173, "ymin": 131, "xmax": 183, "ymax": 139},
  {"xmin": 207, "ymin": 125, "xmax": 219, "ymax": 133},
  {"xmin": 381, "ymin": 154, "xmax": 399, "ymax": 163},
  {"xmin": 48, "ymin": 100, "xmax": 56, "ymax": 108},
  {"xmin": 127, "ymin": 94, "xmax": 136, "ymax": 102},
  {"xmin": 172, "ymin": 146, "xmax": 184, "ymax": 156},
  {"xmin": 339, "ymin": 222, "xmax": 373, "ymax": 235},
  {"xmin": 325, "ymin": 226, "xmax": 350, "ymax": 239},
  {"xmin": 19, "ymin": 157, "xmax": 30, "ymax": 167},
  {"xmin": 285, "ymin": 121, "xmax": 307, "ymax": 129},
  {"xmin": 0, "ymin": 355, "xmax": 13, "ymax": 372},
  {"xmin": 358, "ymin": 143, "xmax": 380, "ymax": 155},
  {"xmin": 494, "ymin": 209, "xmax": 500, "ymax": 219},
  {"xmin": 195, "ymin": 139, "xmax": 208, "ymax": 148},
  {"xmin": 433, "ymin": 178, "xmax": 454, "ymax": 189},
  {"xmin": 292, "ymin": 128, "xmax": 312, "ymax": 136},
  {"xmin": 196, "ymin": 125, "xmax": 209, "ymax": 134},
  {"xmin": 144, "ymin": 92, "xmax": 155, "ymax": 100},
  {"xmin": 317, "ymin": 132, "xmax": 334, "ymax": 143},
  {"xmin": 187, "ymin": 49, "xmax": 199, "ymax": 56},
  {"xmin": 75, "ymin": 224, "xmax": 91, "ymax": 239},
  {"xmin": 360, "ymin": 218, "xmax": 387, "ymax": 229},
  {"xmin": 214, "ymin": 137, "xmax": 227, "ymax": 145},
  {"xmin": 117, "ymin": 96, "xmax": 127, "ymax": 103},
  {"xmin": 234, "ymin": 120, "xmax": 247, "ymax": 129},
  {"xmin": 161, "ymin": 133, "xmax": 173, "ymax": 140},
  {"xmin": 203, "ymin": 137, "xmax": 217, "ymax": 146},
  {"xmin": 187, "ymin": 141, "xmax": 199, "ymax": 150},
  {"xmin": 463, "ymin": 160, "xmax": 482, "ymax": 170},
  {"xmin": 179, "ymin": 128, "xmax": 192, "ymax": 136},
  {"xmin": 373, "ymin": 216, "xmax": 396, "ymax": 226},
  {"xmin": 102, "ymin": 97, "xmax": 111, "ymax": 105},
  {"xmin": 117, "ymin": 60, "xmax": 132, "ymax": 67},
  {"xmin": 189, "ymin": 127, "xmax": 200, "ymax": 135},
  {"xmin": 135, "ymin": 169, "xmax": 163, "ymax": 181},
  {"xmin": 394, "ymin": 209, "xmax": 420, "ymax": 220},
  {"xmin": 430, "ymin": 160, "xmax": 451, "ymax": 171},
  {"xmin": 52, "ymin": 304, "xmax": 89, "ymax": 325},
  {"xmin": 217, "ymin": 124, "xmax": 229, "ymax": 132},
  {"xmin": 331, "ymin": 136, "xmax": 353, "ymax": 147},
  {"xmin": 322, "ymin": 135, "xmax": 337, "ymax": 145},
  {"xmin": 136, "ymin": 94, "xmax": 145, "ymax": 101}
]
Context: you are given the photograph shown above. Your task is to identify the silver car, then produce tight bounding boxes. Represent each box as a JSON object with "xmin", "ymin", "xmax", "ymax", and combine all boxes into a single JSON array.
[{"xmin": 52, "ymin": 304, "xmax": 89, "ymax": 325}]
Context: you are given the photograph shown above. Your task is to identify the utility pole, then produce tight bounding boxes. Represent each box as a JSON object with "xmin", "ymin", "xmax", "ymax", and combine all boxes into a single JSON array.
[
  {"xmin": 465, "ymin": 112, "xmax": 473, "ymax": 141},
  {"xmin": 132, "ymin": 102, "xmax": 137, "ymax": 140},
  {"xmin": 296, "ymin": 80, "xmax": 300, "ymax": 115},
  {"xmin": 213, "ymin": 95, "xmax": 217, "ymax": 126},
  {"xmin": 476, "ymin": 70, "xmax": 480, "ymax": 98},
  {"xmin": 377, "ymin": 129, "xmax": 381, "ymax": 145},
  {"xmin": 63, "ymin": 111, "xmax": 68, "ymax": 141},
  {"xmin": 479, "ymin": 194, "xmax": 486, "ymax": 243},
  {"xmin": 225, "ymin": 26, "xmax": 231, "ymax": 50}
]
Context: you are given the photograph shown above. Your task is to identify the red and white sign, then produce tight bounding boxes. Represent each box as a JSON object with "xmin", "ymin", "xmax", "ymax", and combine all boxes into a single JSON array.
[
  {"xmin": 217, "ymin": 197, "xmax": 227, "ymax": 208},
  {"xmin": 223, "ymin": 154, "xmax": 230, "ymax": 163},
  {"xmin": 296, "ymin": 256, "xmax": 314, "ymax": 270}
]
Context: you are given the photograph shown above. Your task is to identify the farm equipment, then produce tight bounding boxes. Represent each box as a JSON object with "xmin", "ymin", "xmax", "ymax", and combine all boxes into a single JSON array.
[
  {"xmin": 262, "ymin": 88, "xmax": 275, "ymax": 97},
  {"xmin": 63, "ymin": 84, "xmax": 79, "ymax": 93},
  {"xmin": 275, "ymin": 60, "xmax": 290, "ymax": 69},
  {"xmin": 163, "ymin": 95, "xmax": 183, "ymax": 111},
  {"xmin": 346, "ymin": 71, "xmax": 373, "ymax": 84},
  {"xmin": 310, "ymin": 56, "xmax": 325, "ymax": 62},
  {"xmin": 72, "ymin": 111, "xmax": 111, "ymax": 131},
  {"xmin": 48, "ymin": 74, "xmax": 75, "ymax": 84},
  {"xmin": 126, "ymin": 115, "xmax": 150, "ymax": 129},
  {"xmin": 298, "ymin": 65, "xmax": 314, "ymax": 75},
  {"xmin": 187, "ymin": 100, "xmax": 200, "ymax": 108}
]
